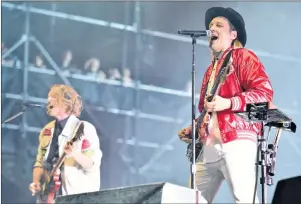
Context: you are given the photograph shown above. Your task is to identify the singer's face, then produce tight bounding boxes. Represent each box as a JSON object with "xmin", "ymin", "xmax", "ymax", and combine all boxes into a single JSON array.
[
  {"xmin": 208, "ymin": 17, "xmax": 237, "ymax": 52},
  {"xmin": 47, "ymin": 96, "xmax": 58, "ymax": 117},
  {"xmin": 47, "ymin": 96, "xmax": 67, "ymax": 118}
]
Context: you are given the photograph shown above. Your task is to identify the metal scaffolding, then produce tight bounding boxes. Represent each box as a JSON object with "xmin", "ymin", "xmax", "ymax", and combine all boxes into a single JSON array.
[
  {"xmin": 1, "ymin": 2, "xmax": 184, "ymax": 189},
  {"xmin": 2, "ymin": 2, "xmax": 301, "ymax": 63}
]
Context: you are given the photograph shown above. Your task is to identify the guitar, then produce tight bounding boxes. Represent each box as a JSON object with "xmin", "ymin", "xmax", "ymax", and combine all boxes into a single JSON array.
[
  {"xmin": 186, "ymin": 50, "xmax": 233, "ymax": 163},
  {"xmin": 37, "ymin": 121, "xmax": 84, "ymax": 204}
]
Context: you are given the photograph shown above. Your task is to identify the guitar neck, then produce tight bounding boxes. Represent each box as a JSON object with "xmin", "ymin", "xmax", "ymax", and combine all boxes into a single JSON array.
[
  {"xmin": 49, "ymin": 153, "xmax": 67, "ymax": 178},
  {"xmin": 210, "ymin": 75, "xmax": 223, "ymax": 97},
  {"xmin": 47, "ymin": 122, "xmax": 83, "ymax": 179},
  {"xmin": 196, "ymin": 67, "xmax": 227, "ymax": 124}
]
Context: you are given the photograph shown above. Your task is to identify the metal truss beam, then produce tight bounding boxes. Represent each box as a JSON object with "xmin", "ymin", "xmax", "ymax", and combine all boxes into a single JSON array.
[
  {"xmin": 3, "ymin": 64, "xmax": 196, "ymax": 97},
  {"xmin": 2, "ymin": 124, "xmax": 174, "ymax": 151},
  {"xmin": 138, "ymin": 134, "xmax": 179, "ymax": 174},
  {"xmin": 3, "ymin": 92, "xmax": 183, "ymax": 124},
  {"xmin": 2, "ymin": 2, "xmax": 301, "ymax": 64}
]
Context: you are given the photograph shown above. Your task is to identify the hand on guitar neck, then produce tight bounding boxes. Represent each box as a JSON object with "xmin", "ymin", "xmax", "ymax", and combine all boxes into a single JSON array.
[
  {"xmin": 204, "ymin": 95, "xmax": 231, "ymax": 112},
  {"xmin": 64, "ymin": 141, "xmax": 77, "ymax": 156}
]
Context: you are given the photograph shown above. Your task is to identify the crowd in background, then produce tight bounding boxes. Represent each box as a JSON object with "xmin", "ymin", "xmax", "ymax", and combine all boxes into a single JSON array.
[
  {"xmin": 2, "ymin": 41, "xmax": 192, "ymax": 92},
  {"xmin": 2, "ymin": 42, "xmax": 133, "ymax": 85}
]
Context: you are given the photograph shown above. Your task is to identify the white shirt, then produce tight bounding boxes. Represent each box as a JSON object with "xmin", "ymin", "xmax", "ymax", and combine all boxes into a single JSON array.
[
  {"xmin": 43, "ymin": 115, "xmax": 102, "ymax": 196},
  {"xmin": 202, "ymin": 113, "xmax": 224, "ymax": 163}
]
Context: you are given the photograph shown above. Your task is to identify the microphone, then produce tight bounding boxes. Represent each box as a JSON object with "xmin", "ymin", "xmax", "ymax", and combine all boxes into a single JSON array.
[
  {"xmin": 178, "ymin": 30, "xmax": 212, "ymax": 37},
  {"xmin": 22, "ymin": 102, "xmax": 45, "ymax": 108}
]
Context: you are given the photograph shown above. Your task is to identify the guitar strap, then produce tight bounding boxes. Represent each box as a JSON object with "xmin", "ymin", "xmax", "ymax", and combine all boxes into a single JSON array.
[
  {"xmin": 45, "ymin": 121, "xmax": 63, "ymax": 195},
  {"xmin": 46, "ymin": 121, "xmax": 62, "ymax": 165},
  {"xmin": 194, "ymin": 49, "xmax": 233, "ymax": 140},
  {"xmin": 202, "ymin": 49, "xmax": 233, "ymax": 101}
]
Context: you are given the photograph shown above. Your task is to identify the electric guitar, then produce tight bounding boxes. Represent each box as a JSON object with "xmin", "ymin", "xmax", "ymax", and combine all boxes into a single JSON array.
[
  {"xmin": 186, "ymin": 50, "xmax": 233, "ymax": 163},
  {"xmin": 37, "ymin": 121, "xmax": 84, "ymax": 204}
]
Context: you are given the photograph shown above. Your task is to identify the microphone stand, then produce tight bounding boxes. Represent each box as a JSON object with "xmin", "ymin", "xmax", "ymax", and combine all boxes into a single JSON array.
[
  {"xmin": 177, "ymin": 30, "xmax": 208, "ymax": 195},
  {"xmin": 258, "ymin": 123, "xmax": 269, "ymax": 204},
  {"xmin": 267, "ymin": 128, "xmax": 282, "ymax": 182},
  {"xmin": 258, "ymin": 123, "xmax": 283, "ymax": 204},
  {"xmin": 190, "ymin": 36, "xmax": 198, "ymax": 190},
  {"xmin": 1, "ymin": 105, "xmax": 29, "ymax": 125}
]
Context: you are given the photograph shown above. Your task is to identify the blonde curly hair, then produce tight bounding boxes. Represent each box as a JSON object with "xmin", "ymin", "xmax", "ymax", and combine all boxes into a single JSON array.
[{"xmin": 47, "ymin": 84, "xmax": 83, "ymax": 117}]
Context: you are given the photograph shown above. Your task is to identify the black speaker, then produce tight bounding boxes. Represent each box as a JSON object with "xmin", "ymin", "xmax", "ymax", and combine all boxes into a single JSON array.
[{"xmin": 272, "ymin": 175, "xmax": 301, "ymax": 204}]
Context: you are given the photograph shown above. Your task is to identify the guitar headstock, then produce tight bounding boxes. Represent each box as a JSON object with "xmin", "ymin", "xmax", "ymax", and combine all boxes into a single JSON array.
[{"xmin": 70, "ymin": 122, "xmax": 84, "ymax": 144}]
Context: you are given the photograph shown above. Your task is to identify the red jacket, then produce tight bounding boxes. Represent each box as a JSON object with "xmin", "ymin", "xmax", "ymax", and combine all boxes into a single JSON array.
[{"xmin": 197, "ymin": 47, "xmax": 274, "ymax": 144}]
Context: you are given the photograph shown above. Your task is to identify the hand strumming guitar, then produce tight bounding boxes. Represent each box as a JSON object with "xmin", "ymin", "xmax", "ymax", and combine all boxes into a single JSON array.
[
  {"xmin": 29, "ymin": 181, "xmax": 41, "ymax": 196},
  {"xmin": 178, "ymin": 123, "xmax": 197, "ymax": 143},
  {"xmin": 178, "ymin": 95, "xmax": 231, "ymax": 143}
]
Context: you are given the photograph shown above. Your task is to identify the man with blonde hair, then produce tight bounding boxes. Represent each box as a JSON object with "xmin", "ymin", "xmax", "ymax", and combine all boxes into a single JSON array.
[
  {"xmin": 178, "ymin": 7, "xmax": 274, "ymax": 203},
  {"xmin": 29, "ymin": 84, "xmax": 102, "ymax": 202}
]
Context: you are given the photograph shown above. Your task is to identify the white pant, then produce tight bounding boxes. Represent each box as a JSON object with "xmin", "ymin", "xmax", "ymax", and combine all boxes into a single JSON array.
[{"xmin": 192, "ymin": 140, "xmax": 259, "ymax": 203}]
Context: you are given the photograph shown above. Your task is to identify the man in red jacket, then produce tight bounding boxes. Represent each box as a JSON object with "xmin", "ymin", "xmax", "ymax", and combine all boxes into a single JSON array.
[{"xmin": 178, "ymin": 7, "xmax": 273, "ymax": 203}]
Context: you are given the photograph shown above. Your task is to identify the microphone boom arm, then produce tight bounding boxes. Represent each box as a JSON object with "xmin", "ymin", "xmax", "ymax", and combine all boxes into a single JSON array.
[
  {"xmin": 1, "ymin": 106, "xmax": 28, "ymax": 125},
  {"xmin": 1, "ymin": 102, "xmax": 44, "ymax": 125},
  {"xmin": 178, "ymin": 30, "xmax": 212, "ymax": 38}
]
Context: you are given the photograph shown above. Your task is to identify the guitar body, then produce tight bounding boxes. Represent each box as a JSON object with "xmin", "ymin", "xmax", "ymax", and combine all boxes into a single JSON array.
[
  {"xmin": 37, "ymin": 169, "xmax": 61, "ymax": 204},
  {"xmin": 186, "ymin": 109, "xmax": 208, "ymax": 163}
]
